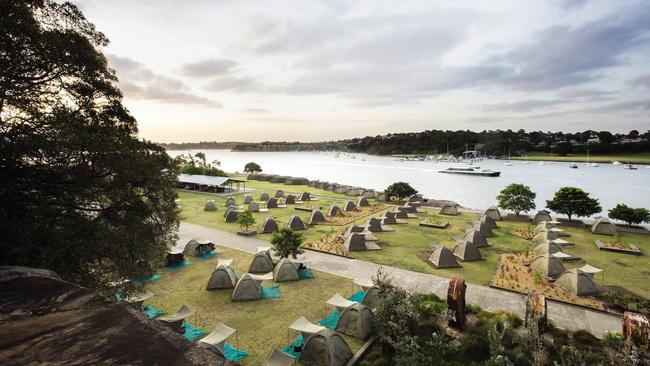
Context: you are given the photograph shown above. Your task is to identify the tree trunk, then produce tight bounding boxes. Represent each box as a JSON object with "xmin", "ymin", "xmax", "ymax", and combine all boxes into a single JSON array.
[
  {"xmin": 623, "ymin": 312, "xmax": 649, "ymax": 354},
  {"xmin": 447, "ymin": 277, "xmax": 467, "ymax": 330}
]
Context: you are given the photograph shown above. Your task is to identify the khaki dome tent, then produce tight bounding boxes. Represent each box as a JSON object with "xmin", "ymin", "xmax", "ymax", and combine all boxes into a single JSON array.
[
  {"xmin": 393, "ymin": 210, "xmax": 409, "ymax": 219},
  {"xmin": 204, "ymin": 200, "xmax": 217, "ymax": 211},
  {"xmin": 207, "ymin": 264, "xmax": 237, "ymax": 290},
  {"xmin": 184, "ymin": 239, "xmax": 213, "ymax": 257},
  {"xmin": 232, "ymin": 274, "xmax": 262, "ymax": 301},
  {"xmin": 285, "ymin": 194, "xmax": 296, "ymax": 204},
  {"xmin": 453, "ymin": 241, "xmax": 483, "ymax": 262},
  {"xmin": 343, "ymin": 200, "xmax": 357, "ymax": 212},
  {"xmin": 158, "ymin": 305, "xmax": 194, "ymax": 333},
  {"xmin": 261, "ymin": 217, "xmax": 280, "ymax": 234},
  {"xmin": 532, "ymin": 242, "xmax": 564, "ymax": 257},
  {"xmin": 328, "ymin": 205, "xmax": 343, "ymax": 217},
  {"xmin": 556, "ymin": 269, "xmax": 599, "ymax": 296},
  {"xmin": 300, "ymin": 329, "xmax": 353, "ymax": 366},
  {"xmin": 532, "ymin": 210, "xmax": 553, "ymax": 224},
  {"xmin": 380, "ymin": 211, "xmax": 399, "ymax": 224},
  {"xmin": 428, "ymin": 245, "xmax": 460, "ymax": 268},
  {"xmin": 266, "ymin": 197, "xmax": 278, "ymax": 209},
  {"xmin": 166, "ymin": 249, "xmax": 185, "ymax": 267},
  {"xmin": 534, "ymin": 222, "xmax": 564, "ymax": 235},
  {"xmin": 309, "ymin": 210, "xmax": 327, "ymax": 225},
  {"xmin": 484, "ymin": 206, "xmax": 502, "ymax": 220},
  {"xmin": 300, "ymin": 192, "xmax": 312, "ymax": 201},
  {"xmin": 480, "ymin": 215, "xmax": 498, "ymax": 229},
  {"xmin": 530, "ymin": 255, "xmax": 565, "ymax": 278},
  {"xmin": 464, "ymin": 229, "xmax": 490, "ymax": 248},
  {"xmin": 249, "ymin": 249, "xmax": 275, "ymax": 273},
  {"xmin": 365, "ymin": 217, "xmax": 385, "ymax": 232},
  {"xmin": 260, "ymin": 192, "xmax": 270, "ymax": 201},
  {"xmin": 398, "ymin": 205, "xmax": 417, "ymax": 214},
  {"xmin": 409, "ymin": 194, "xmax": 424, "ymax": 203},
  {"xmin": 357, "ymin": 197, "xmax": 370, "ymax": 207},
  {"xmin": 275, "ymin": 189, "xmax": 284, "ymax": 198},
  {"xmin": 363, "ymin": 286, "xmax": 380, "ymax": 310},
  {"xmin": 243, "ymin": 194, "xmax": 253, "ymax": 204},
  {"xmin": 532, "ymin": 230, "xmax": 560, "ymax": 244},
  {"xmin": 225, "ymin": 197, "xmax": 236, "ymax": 207},
  {"xmin": 224, "ymin": 206, "xmax": 236, "ymax": 217},
  {"xmin": 224, "ymin": 209, "xmax": 238, "ymax": 223},
  {"xmin": 344, "ymin": 232, "xmax": 368, "ymax": 252},
  {"xmin": 440, "ymin": 204, "xmax": 459, "ymax": 216},
  {"xmin": 591, "ymin": 217, "xmax": 617, "ymax": 235},
  {"xmin": 336, "ymin": 302, "xmax": 374, "ymax": 341},
  {"xmin": 249, "ymin": 202, "xmax": 261, "ymax": 212},
  {"xmin": 273, "ymin": 258, "xmax": 300, "ymax": 282},
  {"xmin": 288, "ymin": 215, "xmax": 307, "ymax": 230},
  {"xmin": 473, "ymin": 221, "xmax": 494, "ymax": 237}
]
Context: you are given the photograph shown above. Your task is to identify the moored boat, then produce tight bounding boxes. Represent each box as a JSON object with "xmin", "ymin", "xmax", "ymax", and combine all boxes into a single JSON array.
[{"xmin": 438, "ymin": 167, "xmax": 501, "ymax": 177}]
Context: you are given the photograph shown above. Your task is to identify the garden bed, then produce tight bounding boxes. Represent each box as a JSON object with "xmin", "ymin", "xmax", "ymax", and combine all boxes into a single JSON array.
[
  {"xmin": 419, "ymin": 218, "xmax": 449, "ymax": 229},
  {"xmin": 595, "ymin": 240, "xmax": 642, "ymax": 255},
  {"xmin": 326, "ymin": 204, "xmax": 392, "ymax": 226},
  {"xmin": 508, "ymin": 230, "xmax": 535, "ymax": 240},
  {"xmin": 303, "ymin": 232, "xmax": 349, "ymax": 257}
]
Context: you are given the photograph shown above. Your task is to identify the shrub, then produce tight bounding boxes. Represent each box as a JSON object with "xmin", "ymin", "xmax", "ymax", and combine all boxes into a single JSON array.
[
  {"xmin": 384, "ymin": 182, "xmax": 417, "ymax": 201},
  {"xmin": 608, "ymin": 204, "xmax": 650, "ymax": 227},
  {"xmin": 546, "ymin": 187, "xmax": 601, "ymax": 221},
  {"xmin": 270, "ymin": 228, "xmax": 304, "ymax": 259},
  {"xmin": 497, "ymin": 183, "xmax": 536, "ymax": 216},
  {"xmin": 244, "ymin": 162, "xmax": 262, "ymax": 173}
]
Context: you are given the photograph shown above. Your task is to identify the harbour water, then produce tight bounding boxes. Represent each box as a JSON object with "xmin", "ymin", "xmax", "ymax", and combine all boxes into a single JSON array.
[{"xmin": 169, "ymin": 149, "xmax": 650, "ymax": 212}]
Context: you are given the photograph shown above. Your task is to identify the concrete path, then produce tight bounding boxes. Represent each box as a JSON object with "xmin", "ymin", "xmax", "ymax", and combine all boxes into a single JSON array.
[{"xmin": 178, "ymin": 221, "xmax": 622, "ymax": 337}]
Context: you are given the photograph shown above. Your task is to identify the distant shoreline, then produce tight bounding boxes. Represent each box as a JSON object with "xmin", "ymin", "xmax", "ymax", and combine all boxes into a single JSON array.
[{"xmin": 510, "ymin": 153, "xmax": 650, "ymax": 165}]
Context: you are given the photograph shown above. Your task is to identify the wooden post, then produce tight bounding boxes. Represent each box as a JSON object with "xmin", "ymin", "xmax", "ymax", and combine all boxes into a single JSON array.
[
  {"xmin": 623, "ymin": 312, "xmax": 649, "ymax": 354},
  {"xmin": 447, "ymin": 277, "xmax": 467, "ymax": 329},
  {"xmin": 525, "ymin": 292, "xmax": 547, "ymax": 333}
]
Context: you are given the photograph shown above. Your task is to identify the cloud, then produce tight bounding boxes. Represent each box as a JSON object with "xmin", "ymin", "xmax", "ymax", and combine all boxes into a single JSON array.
[
  {"xmin": 179, "ymin": 59, "xmax": 239, "ymax": 77},
  {"xmin": 555, "ymin": 0, "xmax": 589, "ymax": 10},
  {"xmin": 629, "ymin": 74, "xmax": 650, "ymax": 88},
  {"xmin": 241, "ymin": 108, "xmax": 271, "ymax": 114},
  {"xmin": 203, "ymin": 75, "xmax": 259, "ymax": 92},
  {"xmin": 108, "ymin": 55, "xmax": 222, "ymax": 107},
  {"xmin": 483, "ymin": 99, "xmax": 569, "ymax": 113}
]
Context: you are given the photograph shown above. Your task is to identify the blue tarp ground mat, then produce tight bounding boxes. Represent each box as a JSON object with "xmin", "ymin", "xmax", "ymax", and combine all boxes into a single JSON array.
[
  {"xmin": 166, "ymin": 261, "xmax": 191, "ymax": 271},
  {"xmin": 261, "ymin": 285, "xmax": 281, "ymax": 299},
  {"xmin": 224, "ymin": 342, "xmax": 249, "ymax": 362},
  {"xmin": 298, "ymin": 268, "xmax": 316, "ymax": 279},
  {"xmin": 347, "ymin": 290, "xmax": 366, "ymax": 303},
  {"xmin": 198, "ymin": 251, "xmax": 217, "ymax": 259},
  {"xmin": 133, "ymin": 273, "xmax": 161, "ymax": 286},
  {"xmin": 281, "ymin": 334, "xmax": 304, "ymax": 359},
  {"xmin": 182, "ymin": 322, "xmax": 207, "ymax": 341},
  {"xmin": 318, "ymin": 310, "xmax": 341, "ymax": 329},
  {"xmin": 142, "ymin": 305, "xmax": 165, "ymax": 318}
]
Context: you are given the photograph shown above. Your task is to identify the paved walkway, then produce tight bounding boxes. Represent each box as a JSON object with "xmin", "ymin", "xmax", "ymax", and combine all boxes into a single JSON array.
[{"xmin": 179, "ymin": 222, "xmax": 622, "ymax": 338}]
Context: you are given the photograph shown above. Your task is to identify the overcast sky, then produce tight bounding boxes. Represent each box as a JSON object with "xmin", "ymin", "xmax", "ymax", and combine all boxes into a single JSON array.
[{"xmin": 75, "ymin": 0, "xmax": 650, "ymax": 142}]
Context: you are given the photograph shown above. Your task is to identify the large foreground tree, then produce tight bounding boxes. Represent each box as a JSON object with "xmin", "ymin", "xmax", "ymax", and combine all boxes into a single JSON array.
[{"xmin": 0, "ymin": 0, "xmax": 179, "ymax": 290}]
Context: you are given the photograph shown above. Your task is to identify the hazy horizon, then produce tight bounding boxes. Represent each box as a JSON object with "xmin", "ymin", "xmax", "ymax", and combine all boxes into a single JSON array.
[{"xmin": 76, "ymin": 0, "xmax": 650, "ymax": 143}]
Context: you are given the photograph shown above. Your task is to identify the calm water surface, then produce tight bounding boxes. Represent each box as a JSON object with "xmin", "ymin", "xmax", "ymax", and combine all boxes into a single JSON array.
[{"xmin": 169, "ymin": 149, "xmax": 650, "ymax": 211}]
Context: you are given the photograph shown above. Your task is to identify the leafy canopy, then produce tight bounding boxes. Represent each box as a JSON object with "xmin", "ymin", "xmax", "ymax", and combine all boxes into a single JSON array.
[
  {"xmin": 236, "ymin": 210, "xmax": 255, "ymax": 231},
  {"xmin": 546, "ymin": 187, "xmax": 601, "ymax": 221},
  {"xmin": 0, "ymin": 0, "xmax": 179, "ymax": 291},
  {"xmin": 497, "ymin": 183, "xmax": 536, "ymax": 216},
  {"xmin": 608, "ymin": 204, "xmax": 650, "ymax": 227},
  {"xmin": 176, "ymin": 152, "xmax": 227, "ymax": 176},
  {"xmin": 270, "ymin": 228, "xmax": 304, "ymax": 259},
  {"xmin": 244, "ymin": 162, "xmax": 262, "ymax": 173},
  {"xmin": 385, "ymin": 182, "xmax": 418, "ymax": 201}
]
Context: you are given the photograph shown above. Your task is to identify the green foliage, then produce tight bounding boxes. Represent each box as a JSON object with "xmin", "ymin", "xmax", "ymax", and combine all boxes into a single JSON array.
[
  {"xmin": 546, "ymin": 187, "xmax": 602, "ymax": 221},
  {"xmin": 0, "ymin": 0, "xmax": 179, "ymax": 290},
  {"xmin": 244, "ymin": 162, "xmax": 262, "ymax": 173},
  {"xmin": 497, "ymin": 183, "xmax": 536, "ymax": 216},
  {"xmin": 608, "ymin": 204, "xmax": 650, "ymax": 227},
  {"xmin": 600, "ymin": 292, "xmax": 650, "ymax": 314},
  {"xmin": 384, "ymin": 182, "xmax": 418, "ymax": 201},
  {"xmin": 601, "ymin": 331, "xmax": 622, "ymax": 349},
  {"xmin": 176, "ymin": 153, "xmax": 227, "ymax": 176},
  {"xmin": 270, "ymin": 228, "xmax": 304, "ymax": 259},
  {"xmin": 236, "ymin": 210, "xmax": 255, "ymax": 231}
]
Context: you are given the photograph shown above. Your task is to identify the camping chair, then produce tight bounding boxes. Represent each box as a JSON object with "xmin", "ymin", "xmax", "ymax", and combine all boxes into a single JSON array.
[
  {"xmin": 264, "ymin": 349, "xmax": 295, "ymax": 366},
  {"xmin": 218, "ymin": 258, "xmax": 233, "ymax": 267},
  {"xmin": 158, "ymin": 305, "xmax": 194, "ymax": 333},
  {"xmin": 198, "ymin": 323, "xmax": 236, "ymax": 357},
  {"xmin": 122, "ymin": 290, "xmax": 154, "ymax": 310},
  {"xmin": 326, "ymin": 294, "xmax": 356, "ymax": 312},
  {"xmin": 289, "ymin": 316, "xmax": 325, "ymax": 340}
]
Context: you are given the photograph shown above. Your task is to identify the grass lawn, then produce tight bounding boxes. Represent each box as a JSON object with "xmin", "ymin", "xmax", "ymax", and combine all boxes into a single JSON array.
[
  {"xmin": 511, "ymin": 152, "xmax": 650, "ymax": 164},
  {"xmin": 145, "ymin": 245, "xmax": 364, "ymax": 365}
]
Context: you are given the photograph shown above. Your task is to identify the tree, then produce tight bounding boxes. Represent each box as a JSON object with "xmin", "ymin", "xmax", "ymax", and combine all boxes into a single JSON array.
[
  {"xmin": 236, "ymin": 210, "xmax": 256, "ymax": 232},
  {"xmin": 244, "ymin": 162, "xmax": 262, "ymax": 173},
  {"xmin": 546, "ymin": 187, "xmax": 601, "ymax": 222},
  {"xmin": 0, "ymin": 1, "xmax": 179, "ymax": 291},
  {"xmin": 608, "ymin": 204, "xmax": 650, "ymax": 227},
  {"xmin": 497, "ymin": 183, "xmax": 536, "ymax": 216},
  {"xmin": 271, "ymin": 228, "xmax": 304, "ymax": 259},
  {"xmin": 385, "ymin": 182, "xmax": 418, "ymax": 201}
]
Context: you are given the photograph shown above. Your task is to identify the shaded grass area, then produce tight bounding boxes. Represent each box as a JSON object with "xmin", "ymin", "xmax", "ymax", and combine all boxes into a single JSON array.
[
  {"xmin": 511, "ymin": 152, "xmax": 650, "ymax": 164},
  {"xmin": 145, "ymin": 245, "xmax": 363, "ymax": 366}
]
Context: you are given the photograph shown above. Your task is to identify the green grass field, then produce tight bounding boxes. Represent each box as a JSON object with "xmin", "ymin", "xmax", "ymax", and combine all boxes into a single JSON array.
[
  {"xmin": 145, "ymin": 245, "xmax": 363, "ymax": 365},
  {"xmin": 511, "ymin": 152, "xmax": 650, "ymax": 164}
]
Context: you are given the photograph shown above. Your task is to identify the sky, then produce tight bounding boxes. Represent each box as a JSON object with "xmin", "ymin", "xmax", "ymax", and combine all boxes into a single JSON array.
[{"xmin": 74, "ymin": 0, "xmax": 650, "ymax": 142}]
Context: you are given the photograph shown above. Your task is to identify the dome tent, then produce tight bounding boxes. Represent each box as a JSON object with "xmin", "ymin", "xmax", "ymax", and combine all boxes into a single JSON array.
[
  {"xmin": 440, "ymin": 204, "xmax": 459, "ymax": 216},
  {"xmin": 207, "ymin": 264, "xmax": 237, "ymax": 290},
  {"xmin": 464, "ymin": 229, "xmax": 490, "ymax": 248},
  {"xmin": 532, "ymin": 210, "xmax": 553, "ymax": 224},
  {"xmin": 309, "ymin": 210, "xmax": 327, "ymax": 225},
  {"xmin": 300, "ymin": 328, "xmax": 353, "ymax": 366},
  {"xmin": 260, "ymin": 192, "xmax": 270, "ymax": 201},
  {"xmin": 591, "ymin": 217, "xmax": 617, "ymax": 235},
  {"xmin": 555, "ymin": 269, "xmax": 599, "ymax": 296},
  {"xmin": 275, "ymin": 189, "xmax": 284, "ymax": 198},
  {"xmin": 273, "ymin": 258, "xmax": 300, "ymax": 282},
  {"xmin": 285, "ymin": 194, "xmax": 296, "ymax": 204},
  {"xmin": 183, "ymin": 239, "xmax": 214, "ymax": 257},
  {"xmin": 357, "ymin": 197, "xmax": 370, "ymax": 207},
  {"xmin": 287, "ymin": 215, "xmax": 307, "ymax": 230},
  {"xmin": 336, "ymin": 302, "xmax": 374, "ymax": 340},
  {"xmin": 532, "ymin": 230, "xmax": 560, "ymax": 244},
  {"xmin": 300, "ymin": 192, "xmax": 312, "ymax": 201},
  {"xmin": 248, "ymin": 202, "xmax": 260, "ymax": 212},
  {"xmin": 453, "ymin": 241, "xmax": 482, "ymax": 262},
  {"xmin": 484, "ymin": 206, "xmax": 502, "ymax": 220},
  {"xmin": 530, "ymin": 255, "xmax": 565, "ymax": 278},
  {"xmin": 224, "ymin": 209, "xmax": 238, "ymax": 223},
  {"xmin": 249, "ymin": 249, "xmax": 275, "ymax": 273},
  {"xmin": 204, "ymin": 200, "xmax": 217, "ymax": 211},
  {"xmin": 260, "ymin": 217, "xmax": 279, "ymax": 233},
  {"xmin": 362, "ymin": 286, "xmax": 380, "ymax": 310},
  {"xmin": 365, "ymin": 217, "xmax": 386, "ymax": 232},
  {"xmin": 473, "ymin": 221, "xmax": 494, "ymax": 237},
  {"xmin": 328, "ymin": 205, "xmax": 343, "ymax": 217},
  {"xmin": 480, "ymin": 215, "xmax": 498, "ymax": 229},
  {"xmin": 532, "ymin": 242, "xmax": 564, "ymax": 257},
  {"xmin": 225, "ymin": 197, "xmax": 236, "ymax": 207},
  {"xmin": 266, "ymin": 197, "xmax": 279, "ymax": 209},
  {"xmin": 231, "ymin": 274, "xmax": 262, "ymax": 301},
  {"xmin": 243, "ymin": 194, "xmax": 253, "ymax": 204},
  {"xmin": 428, "ymin": 245, "xmax": 460, "ymax": 268},
  {"xmin": 343, "ymin": 200, "xmax": 357, "ymax": 212},
  {"xmin": 344, "ymin": 232, "xmax": 369, "ymax": 252}
]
